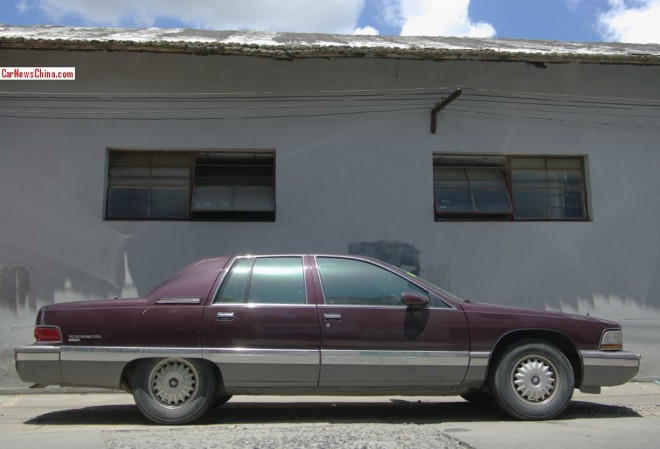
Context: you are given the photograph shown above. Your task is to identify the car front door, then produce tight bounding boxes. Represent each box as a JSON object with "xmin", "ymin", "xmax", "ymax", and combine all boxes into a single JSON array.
[
  {"xmin": 314, "ymin": 256, "xmax": 470, "ymax": 390},
  {"xmin": 202, "ymin": 256, "xmax": 321, "ymax": 390}
]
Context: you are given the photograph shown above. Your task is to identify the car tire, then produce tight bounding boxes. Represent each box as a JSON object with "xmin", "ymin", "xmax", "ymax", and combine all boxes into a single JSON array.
[
  {"xmin": 490, "ymin": 341, "xmax": 574, "ymax": 420},
  {"xmin": 132, "ymin": 358, "xmax": 217, "ymax": 425},
  {"xmin": 213, "ymin": 394, "xmax": 233, "ymax": 408}
]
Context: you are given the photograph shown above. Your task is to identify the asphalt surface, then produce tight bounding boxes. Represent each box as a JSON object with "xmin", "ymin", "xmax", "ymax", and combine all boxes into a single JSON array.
[{"xmin": 1, "ymin": 382, "xmax": 659, "ymax": 449}]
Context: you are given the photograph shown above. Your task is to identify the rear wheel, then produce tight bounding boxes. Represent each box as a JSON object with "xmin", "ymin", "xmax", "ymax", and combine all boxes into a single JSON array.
[
  {"xmin": 132, "ymin": 358, "xmax": 217, "ymax": 424},
  {"xmin": 490, "ymin": 342, "xmax": 574, "ymax": 420}
]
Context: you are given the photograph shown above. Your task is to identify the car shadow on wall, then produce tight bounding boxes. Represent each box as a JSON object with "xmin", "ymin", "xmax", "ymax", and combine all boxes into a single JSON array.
[{"xmin": 24, "ymin": 399, "xmax": 640, "ymax": 426}]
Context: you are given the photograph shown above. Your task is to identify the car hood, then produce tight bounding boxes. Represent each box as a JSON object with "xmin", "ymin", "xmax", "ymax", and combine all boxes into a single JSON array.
[{"xmin": 459, "ymin": 300, "xmax": 619, "ymax": 327}]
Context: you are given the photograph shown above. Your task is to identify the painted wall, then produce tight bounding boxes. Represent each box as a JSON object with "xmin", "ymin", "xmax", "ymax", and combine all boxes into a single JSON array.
[{"xmin": 1, "ymin": 48, "xmax": 659, "ymax": 386}]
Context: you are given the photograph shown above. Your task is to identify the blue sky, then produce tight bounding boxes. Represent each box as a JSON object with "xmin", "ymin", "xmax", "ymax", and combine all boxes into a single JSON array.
[{"xmin": 1, "ymin": 0, "xmax": 659, "ymax": 44}]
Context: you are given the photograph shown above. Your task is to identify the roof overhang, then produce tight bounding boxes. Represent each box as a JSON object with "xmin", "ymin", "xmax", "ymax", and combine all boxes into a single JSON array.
[{"xmin": 1, "ymin": 25, "xmax": 660, "ymax": 65}]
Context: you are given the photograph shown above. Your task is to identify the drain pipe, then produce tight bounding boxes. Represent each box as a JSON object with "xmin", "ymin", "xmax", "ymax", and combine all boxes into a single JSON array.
[{"xmin": 431, "ymin": 87, "xmax": 462, "ymax": 134}]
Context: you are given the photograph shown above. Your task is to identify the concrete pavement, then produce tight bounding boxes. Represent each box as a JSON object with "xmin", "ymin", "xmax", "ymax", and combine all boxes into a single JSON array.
[{"xmin": 1, "ymin": 382, "xmax": 659, "ymax": 448}]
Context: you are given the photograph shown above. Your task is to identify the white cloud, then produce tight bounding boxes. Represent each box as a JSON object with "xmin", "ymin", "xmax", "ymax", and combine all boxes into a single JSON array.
[
  {"xmin": 22, "ymin": 0, "xmax": 497, "ymax": 39},
  {"xmin": 598, "ymin": 0, "xmax": 660, "ymax": 43},
  {"xmin": 354, "ymin": 25, "xmax": 380, "ymax": 35},
  {"xmin": 374, "ymin": 0, "xmax": 403, "ymax": 26},
  {"xmin": 397, "ymin": 0, "xmax": 495, "ymax": 38},
  {"xmin": 564, "ymin": 0, "xmax": 582, "ymax": 12},
  {"xmin": 28, "ymin": 0, "xmax": 366, "ymax": 34},
  {"xmin": 16, "ymin": 0, "xmax": 30, "ymax": 14}
]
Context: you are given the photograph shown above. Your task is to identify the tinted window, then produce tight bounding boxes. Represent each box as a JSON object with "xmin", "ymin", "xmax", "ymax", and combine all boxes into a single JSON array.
[
  {"xmin": 248, "ymin": 257, "xmax": 306, "ymax": 304},
  {"xmin": 317, "ymin": 257, "xmax": 429, "ymax": 306},
  {"xmin": 215, "ymin": 257, "xmax": 306, "ymax": 304},
  {"xmin": 215, "ymin": 258, "xmax": 252, "ymax": 303}
]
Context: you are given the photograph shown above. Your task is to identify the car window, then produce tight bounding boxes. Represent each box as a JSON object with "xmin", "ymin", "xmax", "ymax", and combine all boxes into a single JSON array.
[
  {"xmin": 215, "ymin": 258, "xmax": 252, "ymax": 303},
  {"xmin": 215, "ymin": 257, "xmax": 306, "ymax": 304},
  {"xmin": 317, "ymin": 257, "xmax": 429, "ymax": 306},
  {"xmin": 247, "ymin": 257, "xmax": 306, "ymax": 304}
]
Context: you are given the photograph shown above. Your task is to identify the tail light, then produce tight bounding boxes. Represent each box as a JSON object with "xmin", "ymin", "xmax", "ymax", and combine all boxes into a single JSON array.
[{"xmin": 35, "ymin": 326, "xmax": 62, "ymax": 343}]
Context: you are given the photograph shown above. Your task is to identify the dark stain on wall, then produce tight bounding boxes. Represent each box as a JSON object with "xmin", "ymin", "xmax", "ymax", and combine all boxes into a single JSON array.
[
  {"xmin": 348, "ymin": 240, "xmax": 420, "ymax": 275},
  {"xmin": 0, "ymin": 264, "xmax": 33, "ymax": 313}
]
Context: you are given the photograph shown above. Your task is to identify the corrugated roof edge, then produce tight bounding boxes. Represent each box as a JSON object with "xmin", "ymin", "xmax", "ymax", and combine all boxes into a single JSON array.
[{"xmin": 1, "ymin": 25, "xmax": 660, "ymax": 65}]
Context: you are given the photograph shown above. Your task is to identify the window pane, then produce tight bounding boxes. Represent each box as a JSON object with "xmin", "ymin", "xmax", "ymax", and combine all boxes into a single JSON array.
[
  {"xmin": 215, "ymin": 258, "xmax": 252, "ymax": 303},
  {"xmin": 547, "ymin": 158, "xmax": 582, "ymax": 169},
  {"xmin": 511, "ymin": 170, "xmax": 547, "ymax": 187},
  {"xmin": 511, "ymin": 158, "xmax": 546, "ymax": 169},
  {"xmin": 150, "ymin": 167, "xmax": 190, "ymax": 178},
  {"xmin": 192, "ymin": 186, "xmax": 233, "ymax": 211},
  {"xmin": 109, "ymin": 166, "xmax": 150, "ymax": 177},
  {"xmin": 317, "ymin": 257, "xmax": 428, "ymax": 306},
  {"xmin": 150, "ymin": 188, "xmax": 189, "ymax": 217},
  {"xmin": 466, "ymin": 168, "xmax": 505, "ymax": 181},
  {"xmin": 107, "ymin": 151, "xmax": 192, "ymax": 219},
  {"xmin": 513, "ymin": 190, "xmax": 549, "ymax": 219},
  {"xmin": 511, "ymin": 157, "xmax": 587, "ymax": 220},
  {"xmin": 473, "ymin": 189, "xmax": 512, "ymax": 212},
  {"xmin": 434, "ymin": 161, "xmax": 511, "ymax": 216},
  {"xmin": 107, "ymin": 188, "xmax": 148, "ymax": 217},
  {"xmin": 433, "ymin": 167, "xmax": 467, "ymax": 181},
  {"xmin": 547, "ymin": 170, "xmax": 584, "ymax": 188},
  {"xmin": 562, "ymin": 189, "xmax": 586, "ymax": 208},
  {"xmin": 235, "ymin": 186, "xmax": 275, "ymax": 211},
  {"xmin": 151, "ymin": 153, "xmax": 191, "ymax": 167},
  {"xmin": 110, "ymin": 152, "xmax": 151, "ymax": 166},
  {"xmin": 193, "ymin": 152, "xmax": 275, "ymax": 214},
  {"xmin": 435, "ymin": 188, "xmax": 472, "ymax": 212},
  {"xmin": 247, "ymin": 257, "xmax": 306, "ymax": 304}
]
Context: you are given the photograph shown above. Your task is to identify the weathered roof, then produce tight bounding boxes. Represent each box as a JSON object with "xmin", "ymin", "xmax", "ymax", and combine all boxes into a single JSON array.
[{"xmin": 2, "ymin": 25, "xmax": 660, "ymax": 65}]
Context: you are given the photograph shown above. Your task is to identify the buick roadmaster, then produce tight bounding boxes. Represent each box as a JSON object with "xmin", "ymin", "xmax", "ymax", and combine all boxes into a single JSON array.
[{"xmin": 15, "ymin": 255, "xmax": 640, "ymax": 424}]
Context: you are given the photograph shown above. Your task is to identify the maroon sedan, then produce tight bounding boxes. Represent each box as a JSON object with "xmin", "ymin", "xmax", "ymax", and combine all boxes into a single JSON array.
[{"xmin": 15, "ymin": 254, "xmax": 640, "ymax": 424}]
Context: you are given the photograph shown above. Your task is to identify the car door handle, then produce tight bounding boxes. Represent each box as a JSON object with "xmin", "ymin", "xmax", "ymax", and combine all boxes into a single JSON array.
[
  {"xmin": 216, "ymin": 312, "xmax": 235, "ymax": 321},
  {"xmin": 324, "ymin": 313, "xmax": 342, "ymax": 321}
]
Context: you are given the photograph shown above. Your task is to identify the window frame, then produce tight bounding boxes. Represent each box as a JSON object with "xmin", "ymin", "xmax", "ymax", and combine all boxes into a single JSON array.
[
  {"xmin": 105, "ymin": 149, "xmax": 276, "ymax": 222},
  {"xmin": 433, "ymin": 154, "xmax": 589, "ymax": 222}
]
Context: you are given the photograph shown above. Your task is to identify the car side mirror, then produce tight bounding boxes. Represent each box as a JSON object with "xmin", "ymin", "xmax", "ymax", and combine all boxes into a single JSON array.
[{"xmin": 401, "ymin": 292, "xmax": 429, "ymax": 309}]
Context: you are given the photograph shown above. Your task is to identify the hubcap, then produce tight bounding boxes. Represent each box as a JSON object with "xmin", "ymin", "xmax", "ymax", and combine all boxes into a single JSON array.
[
  {"xmin": 148, "ymin": 358, "xmax": 199, "ymax": 407},
  {"xmin": 512, "ymin": 355, "xmax": 557, "ymax": 404}
]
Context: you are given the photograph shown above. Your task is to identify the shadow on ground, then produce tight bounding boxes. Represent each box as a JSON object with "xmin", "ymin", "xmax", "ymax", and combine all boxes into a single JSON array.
[{"xmin": 24, "ymin": 399, "xmax": 641, "ymax": 426}]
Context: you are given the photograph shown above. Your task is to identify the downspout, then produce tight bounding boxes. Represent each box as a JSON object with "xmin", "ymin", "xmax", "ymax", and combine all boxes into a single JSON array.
[{"xmin": 430, "ymin": 87, "xmax": 462, "ymax": 134}]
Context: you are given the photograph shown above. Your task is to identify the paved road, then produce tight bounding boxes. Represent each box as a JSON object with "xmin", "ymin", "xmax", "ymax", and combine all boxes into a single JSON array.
[{"xmin": 1, "ymin": 383, "xmax": 659, "ymax": 449}]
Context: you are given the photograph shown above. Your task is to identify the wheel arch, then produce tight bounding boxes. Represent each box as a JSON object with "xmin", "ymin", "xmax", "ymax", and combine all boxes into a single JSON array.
[
  {"xmin": 120, "ymin": 357, "xmax": 226, "ymax": 395},
  {"xmin": 487, "ymin": 330, "xmax": 582, "ymax": 387}
]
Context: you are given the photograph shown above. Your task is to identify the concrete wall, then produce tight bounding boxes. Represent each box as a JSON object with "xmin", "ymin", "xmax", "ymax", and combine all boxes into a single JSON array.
[{"xmin": 1, "ymin": 48, "xmax": 659, "ymax": 386}]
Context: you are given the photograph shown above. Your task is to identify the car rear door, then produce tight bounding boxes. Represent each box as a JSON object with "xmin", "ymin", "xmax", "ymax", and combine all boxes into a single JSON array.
[
  {"xmin": 202, "ymin": 256, "xmax": 321, "ymax": 390},
  {"xmin": 314, "ymin": 256, "xmax": 470, "ymax": 390}
]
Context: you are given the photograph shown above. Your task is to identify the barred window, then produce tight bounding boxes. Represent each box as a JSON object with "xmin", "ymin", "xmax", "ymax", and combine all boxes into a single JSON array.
[
  {"xmin": 106, "ymin": 150, "xmax": 275, "ymax": 221},
  {"xmin": 433, "ymin": 155, "xmax": 588, "ymax": 221}
]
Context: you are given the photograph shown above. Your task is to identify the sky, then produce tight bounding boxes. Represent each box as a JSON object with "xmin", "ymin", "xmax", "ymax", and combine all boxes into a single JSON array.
[{"xmin": 0, "ymin": 0, "xmax": 659, "ymax": 44}]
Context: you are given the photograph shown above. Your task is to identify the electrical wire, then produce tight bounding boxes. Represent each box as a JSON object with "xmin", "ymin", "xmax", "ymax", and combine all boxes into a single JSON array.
[{"xmin": 0, "ymin": 86, "xmax": 658, "ymax": 127}]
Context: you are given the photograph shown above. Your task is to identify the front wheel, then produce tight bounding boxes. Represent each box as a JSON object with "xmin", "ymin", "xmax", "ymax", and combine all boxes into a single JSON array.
[
  {"xmin": 132, "ymin": 358, "xmax": 217, "ymax": 424},
  {"xmin": 490, "ymin": 342, "xmax": 574, "ymax": 420}
]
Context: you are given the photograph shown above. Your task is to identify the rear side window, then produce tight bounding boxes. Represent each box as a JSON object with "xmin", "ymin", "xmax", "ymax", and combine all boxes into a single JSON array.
[
  {"xmin": 214, "ymin": 257, "xmax": 306, "ymax": 304},
  {"xmin": 317, "ymin": 257, "xmax": 429, "ymax": 306},
  {"xmin": 216, "ymin": 258, "xmax": 252, "ymax": 303}
]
